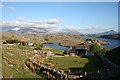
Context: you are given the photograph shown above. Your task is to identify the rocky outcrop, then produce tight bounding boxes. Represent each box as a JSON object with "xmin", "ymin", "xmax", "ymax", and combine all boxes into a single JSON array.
[{"xmin": 84, "ymin": 38, "xmax": 109, "ymax": 45}]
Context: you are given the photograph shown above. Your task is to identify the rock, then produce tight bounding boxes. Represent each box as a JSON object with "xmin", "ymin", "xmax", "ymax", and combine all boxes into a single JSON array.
[{"xmin": 10, "ymin": 64, "xmax": 13, "ymax": 67}]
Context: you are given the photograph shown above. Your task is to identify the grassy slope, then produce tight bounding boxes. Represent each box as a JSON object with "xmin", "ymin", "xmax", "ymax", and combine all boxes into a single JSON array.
[
  {"xmin": 2, "ymin": 62, "xmax": 41, "ymax": 78},
  {"xmin": 99, "ymin": 34, "xmax": 120, "ymax": 40},
  {"xmin": 43, "ymin": 56, "xmax": 106, "ymax": 72},
  {"xmin": 11, "ymin": 45, "xmax": 34, "ymax": 50},
  {"xmin": 105, "ymin": 46, "xmax": 120, "ymax": 66},
  {"xmin": 2, "ymin": 45, "xmax": 44, "ymax": 78}
]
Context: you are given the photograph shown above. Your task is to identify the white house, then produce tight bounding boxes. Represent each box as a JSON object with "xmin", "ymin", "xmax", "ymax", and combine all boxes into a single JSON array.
[{"xmin": 28, "ymin": 43, "xmax": 33, "ymax": 46}]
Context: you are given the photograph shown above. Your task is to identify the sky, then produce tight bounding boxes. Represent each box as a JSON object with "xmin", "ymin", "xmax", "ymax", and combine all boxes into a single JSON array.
[
  {"xmin": 1, "ymin": 2, "xmax": 118, "ymax": 34},
  {"xmin": 2, "ymin": 0, "xmax": 120, "ymax": 2}
]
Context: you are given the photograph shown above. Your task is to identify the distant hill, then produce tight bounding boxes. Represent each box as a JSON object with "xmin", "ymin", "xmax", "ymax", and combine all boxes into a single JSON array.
[
  {"xmin": 99, "ymin": 34, "xmax": 120, "ymax": 40},
  {"xmin": 105, "ymin": 46, "xmax": 120, "ymax": 66},
  {"xmin": 6, "ymin": 27, "xmax": 48, "ymax": 34},
  {"xmin": 86, "ymin": 30, "xmax": 119, "ymax": 39},
  {"xmin": 100, "ymin": 30, "xmax": 118, "ymax": 35},
  {"xmin": 3, "ymin": 26, "xmax": 83, "ymax": 35},
  {"xmin": 2, "ymin": 26, "xmax": 16, "ymax": 32},
  {"xmin": 58, "ymin": 28, "xmax": 83, "ymax": 35}
]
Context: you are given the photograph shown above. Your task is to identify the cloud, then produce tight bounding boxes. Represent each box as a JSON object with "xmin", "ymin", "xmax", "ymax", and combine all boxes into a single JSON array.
[
  {"xmin": 16, "ymin": 16, "xmax": 24, "ymax": 21},
  {"xmin": 11, "ymin": 27, "xmax": 20, "ymax": 31},
  {"xmin": 80, "ymin": 26, "xmax": 109, "ymax": 34},
  {"xmin": 0, "ymin": 4, "xmax": 15, "ymax": 10},
  {"xmin": 47, "ymin": 18, "xmax": 63, "ymax": 24},
  {"xmin": 2, "ymin": 17, "xmax": 63, "ymax": 33},
  {"xmin": 63, "ymin": 26, "xmax": 79, "ymax": 31},
  {"xmin": 61, "ymin": 25, "xmax": 81, "ymax": 34}
]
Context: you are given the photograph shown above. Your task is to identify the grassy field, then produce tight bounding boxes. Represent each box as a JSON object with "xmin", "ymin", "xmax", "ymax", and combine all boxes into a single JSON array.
[
  {"xmin": 11, "ymin": 45, "xmax": 34, "ymax": 50},
  {"xmin": 42, "ymin": 47, "xmax": 64, "ymax": 54},
  {"xmin": 2, "ymin": 62, "xmax": 42, "ymax": 78},
  {"xmin": 44, "ymin": 56, "xmax": 88, "ymax": 71},
  {"xmin": 2, "ymin": 44, "xmax": 108, "ymax": 78},
  {"xmin": 2, "ymin": 45, "xmax": 107, "ymax": 78},
  {"xmin": 2, "ymin": 32, "xmax": 85, "ymax": 47},
  {"xmin": 43, "ymin": 56, "xmax": 107, "ymax": 73},
  {"xmin": 2, "ymin": 45, "xmax": 45, "ymax": 79},
  {"xmin": 1, "ymin": 32, "xmax": 110, "ymax": 79}
]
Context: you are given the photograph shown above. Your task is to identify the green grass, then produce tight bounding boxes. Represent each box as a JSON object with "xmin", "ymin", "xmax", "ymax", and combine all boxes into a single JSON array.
[
  {"xmin": 2, "ymin": 62, "xmax": 42, "ymax": 78},
  {"xmin": 42, "ymin": 47, "xmax": 64, "ymax": 54},
  {"xmin": 11, "ymin": 45, "xmax": 33, "ymax": 50},
  {"xmin": 2, "ymin": 44, "xmax": 107, "ymax": 78},
  {"xmin": 2, "ymin": 46, "xmax": 45, "ymax": 78},
  {"xmin": 44, "ymin": 56, "xmax": 88, "ymax": 71},
  {"xmin": 43, "ymin": 56, "xmax": 107, "ymax": 73}
]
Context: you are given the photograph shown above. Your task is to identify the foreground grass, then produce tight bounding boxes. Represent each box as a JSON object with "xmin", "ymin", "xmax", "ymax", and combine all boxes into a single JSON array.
[
  {"xmin": 2, "ymin": 62, "xmax": 42, "ymax": 78},
  {"xmin": 43, "ymin": 56, "xmax": 107, "ymax": 73},
  {"xmin": 2, "ymin": 45, "xmax": 107, "ymax": 78},
  {"xmin": 2, "ymin": 45, "xmax": 44, "ymax": 78}
]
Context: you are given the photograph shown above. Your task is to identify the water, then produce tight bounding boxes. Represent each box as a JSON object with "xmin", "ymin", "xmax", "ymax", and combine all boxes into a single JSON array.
[
  {"xmin": 83, "ymin": 37, "xmax": 120, "ymax": 50},
  {"xmin": 43, "ymin": 43, "xmax": 70, "ymax": 50},
  {"xmin": 44, "ymin": 37, "xmax": 120, "ymax": 51}
]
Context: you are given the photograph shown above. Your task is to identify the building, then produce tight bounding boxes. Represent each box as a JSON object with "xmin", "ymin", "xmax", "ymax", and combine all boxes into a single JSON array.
[
  {"xmin": 28, "ymin": 43, "xmax": 33, "ymax": 46},
  {"xmin": 75, "ymin": 48, "xmax": 87, "ymax": 57}
]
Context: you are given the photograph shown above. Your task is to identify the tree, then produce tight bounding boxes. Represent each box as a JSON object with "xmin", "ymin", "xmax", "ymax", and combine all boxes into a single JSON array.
[
  {"xmin": 90, "ymin": 43, "xmax": 102, "ymax": 53},
  {"xmin": 63, "ymin": 50, "xmax": 71, "ymax": 55},
  {"xmin": 44, "ymin": 38, "xmax": 49, "ymax": 42}
]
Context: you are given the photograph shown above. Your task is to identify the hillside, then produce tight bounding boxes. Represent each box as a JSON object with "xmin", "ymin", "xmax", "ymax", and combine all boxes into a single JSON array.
[
  {"xmin": 1, "ymin": 32, "xmax": 117, "ymax": 79},
  {"xmin": 2, "ymin": 32, "xmax": 85, "ymax": 47},
  {"xmin": 99, "ymin": 34, "xmax": 120, "ymax": 40},
  {"xmin": 100, "ymin": 30, "xmax": 118, "ymax": 35},
  {"xmin": 105, "ymin": 46, "xmax": 120, "ymax": 66},
  {"xmin": 86, "ymin": 30, "xmax": 118, "ymax": 38},
  {"xmin": 2, "ymin": 45, "xmax": 45, "ymax": 79}
]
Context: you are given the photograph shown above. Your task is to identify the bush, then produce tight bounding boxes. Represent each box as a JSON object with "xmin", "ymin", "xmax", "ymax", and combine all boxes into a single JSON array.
[
  {"xmin": 90, "ymin": 43, "xmax": 102, "ymax": 53},
  {"xmin": 99, "ymin": 48, "xmax": 108, "ymax": 54},
  {"xmin": 44, "ymin": 38, "xmax": 49, "ymax": 41},
  {"xmin": 6, "ymin": 39, "xmax": 20, "ymax": 44},
  {"xmin": 63, "ymin": 49, "xmax": 71, "ymax": 55}
]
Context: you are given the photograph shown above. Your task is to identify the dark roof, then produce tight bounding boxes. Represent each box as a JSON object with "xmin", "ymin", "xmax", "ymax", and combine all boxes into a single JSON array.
[{"xmin": 75, "ymin": 48, "xmax": 86, "ymax": 51}]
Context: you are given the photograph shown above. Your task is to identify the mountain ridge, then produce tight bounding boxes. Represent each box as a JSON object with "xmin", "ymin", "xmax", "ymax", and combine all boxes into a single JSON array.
[{"xmin": 99, "ymin": 30, "xmax": 118, "ymax": 35}]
